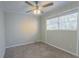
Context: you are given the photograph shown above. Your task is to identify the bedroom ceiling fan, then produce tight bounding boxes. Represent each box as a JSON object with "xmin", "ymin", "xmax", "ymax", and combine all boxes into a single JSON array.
[{"xmin": 25, "ymin": 1, "xmax": 53, "ymax": 15}]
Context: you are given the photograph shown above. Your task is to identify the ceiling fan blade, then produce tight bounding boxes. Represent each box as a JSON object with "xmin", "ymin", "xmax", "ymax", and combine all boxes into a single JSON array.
[
  {"xmin": 25, "ymin": 1, "xmax": 34, "ymax": 6},
  {"xmin": 42, "ymin": 3, "xmax": 53, "ymax": 7},
  {"xmin": 26, "ymin": 10, "xmax": 32, "ymax": 13}
]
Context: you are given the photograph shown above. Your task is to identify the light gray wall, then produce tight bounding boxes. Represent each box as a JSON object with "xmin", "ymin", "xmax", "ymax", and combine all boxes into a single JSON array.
[
  {"xmin": 36, "ymin": 16, "xmax": 42, "ymax": 42},
  {"xmin": 5, "ymin": 12, "xmax": 39, "ymax": 48},
  {"xmin": 40, "ymin": 16, "xmax": 46, "ymax": 42},
  {"xmin": 77, "ymin": 7, "xmax": 79, "ymax": 55},
  {"xmin": 0, "ymin": 6, "xmax": 5, "ymax": 57},
  {"xmin": 41, "ymin": 2, "xmax": 79, "ymax": 55},
  {"xmin": 46, "ymin": 31, "xmax": 77, "ymax": 54}
]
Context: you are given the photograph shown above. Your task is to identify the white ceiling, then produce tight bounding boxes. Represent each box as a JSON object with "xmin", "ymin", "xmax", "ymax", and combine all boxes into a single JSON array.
[{"xmin": 1, "ymin": 1, "xmax": 79, "ymax": 15}]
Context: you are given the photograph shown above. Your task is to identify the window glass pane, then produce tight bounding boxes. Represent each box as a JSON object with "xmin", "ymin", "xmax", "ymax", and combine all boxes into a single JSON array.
[
  {"xmin": 47, "ymin": 18, "xmax": 58, "ymax": 30},
  {"xmin": 59, "ymin": 16, "xmax": 67, "ymax": 30},
  {"xmin": 59, "ymin": 13, "xmax": 77, "ymax": 30}
]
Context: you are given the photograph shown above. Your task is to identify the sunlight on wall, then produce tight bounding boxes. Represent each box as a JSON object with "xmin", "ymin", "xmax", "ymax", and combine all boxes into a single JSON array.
[{"xmin": 20, "ymin": 20, "xmax": 37, "ymax": 33}]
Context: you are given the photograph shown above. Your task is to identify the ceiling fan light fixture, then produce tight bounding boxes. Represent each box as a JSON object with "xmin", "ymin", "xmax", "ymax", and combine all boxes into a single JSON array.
[{"xmin": 33, "ymin": 9, "xmax": 41, "ymax": 15}]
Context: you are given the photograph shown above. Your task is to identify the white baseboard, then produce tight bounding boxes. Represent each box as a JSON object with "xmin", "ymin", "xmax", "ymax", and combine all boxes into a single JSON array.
[
  {"xmin": 43, "ymin": 41, "xmax": 79, "ymax": 57},
  {"xmin": 6, "ymin": 41, "xmax": 36, "ymax": 48}
]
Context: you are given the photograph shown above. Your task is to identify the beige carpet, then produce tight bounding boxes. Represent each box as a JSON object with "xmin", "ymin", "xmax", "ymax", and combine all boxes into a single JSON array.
[{"xmin": 4, "ymin": 42, "xmax": 77, "ymax": 58}]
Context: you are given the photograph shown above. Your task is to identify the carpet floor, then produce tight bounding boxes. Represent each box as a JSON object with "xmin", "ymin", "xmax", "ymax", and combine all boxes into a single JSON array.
[{"xmin": 4, "ymin": 42, "xmax": 77, "ymax": 58}]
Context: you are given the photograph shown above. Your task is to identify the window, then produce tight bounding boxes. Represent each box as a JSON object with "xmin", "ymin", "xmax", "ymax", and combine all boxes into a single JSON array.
[
  {"xmin": 47, "ymin": 12, "xmax": 78, "ymax": 30},
  {"xmin": 47, "ymin": 18, "xmax": 58, "ymax": 30}
]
